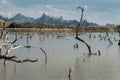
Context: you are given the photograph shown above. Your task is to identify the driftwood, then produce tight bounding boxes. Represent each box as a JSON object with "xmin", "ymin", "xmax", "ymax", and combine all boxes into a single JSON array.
[{"xmin": 40, "ymin": 47, "xmax": 48, "ymax": 64}]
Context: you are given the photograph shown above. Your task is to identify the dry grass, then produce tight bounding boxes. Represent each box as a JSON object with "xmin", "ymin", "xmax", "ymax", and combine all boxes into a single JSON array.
[{"xmin": 0, "ymin": 26, "xmax": 117, "ymax": 32}]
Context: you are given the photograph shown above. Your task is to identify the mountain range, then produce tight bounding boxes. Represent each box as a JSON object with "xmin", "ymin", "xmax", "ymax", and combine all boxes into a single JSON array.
[{"xmin": 0, "ymin": 13, "xmax": 98, "ymax": 26}]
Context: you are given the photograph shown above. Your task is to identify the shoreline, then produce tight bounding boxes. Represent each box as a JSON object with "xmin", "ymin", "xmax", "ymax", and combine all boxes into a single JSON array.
[{"xmin": 0, "ymin": 27, "xmax": 118, "ymax": 32}]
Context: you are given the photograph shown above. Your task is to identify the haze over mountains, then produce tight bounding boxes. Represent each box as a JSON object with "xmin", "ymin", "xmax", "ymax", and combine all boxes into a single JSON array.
[{"xmin": 0, "ymin": 13, "xmax": 99, "ymax": 26}]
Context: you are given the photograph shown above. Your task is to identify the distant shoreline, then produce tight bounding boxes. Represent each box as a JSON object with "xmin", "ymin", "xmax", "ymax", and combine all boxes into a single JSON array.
[
  {"xmin": 6, "ymin": 28, "xmax": 73, "ymax": 32},
  {"xmin": 4, "ymin": 27, "xmax": 118, "ymax": 32}
]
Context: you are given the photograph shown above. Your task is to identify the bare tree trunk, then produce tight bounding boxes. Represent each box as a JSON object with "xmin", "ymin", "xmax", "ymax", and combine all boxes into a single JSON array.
[{"xmin": 75, "ymin": 6, "xmax": 92, "ymax": 55}]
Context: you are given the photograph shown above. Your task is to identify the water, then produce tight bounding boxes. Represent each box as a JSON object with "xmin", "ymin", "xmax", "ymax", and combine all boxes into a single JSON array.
[{"xmin": 0, "ymin": 31, "xmax": 120, "ymax": 80}]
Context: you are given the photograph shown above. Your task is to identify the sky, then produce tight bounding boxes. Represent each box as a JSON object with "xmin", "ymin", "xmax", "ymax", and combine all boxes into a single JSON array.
[{"xmin": 0, "ymin": 0, "xmax": 120, "ymax": 25}]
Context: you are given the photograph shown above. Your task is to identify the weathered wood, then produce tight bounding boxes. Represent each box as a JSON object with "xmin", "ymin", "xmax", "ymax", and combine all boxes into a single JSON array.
[
  {"xmin": 75, "ymin": 37, "xmax": 92, "ymax": 55},
  {"xmin": 0, "ymin": 19, "xmax": 38, "ymax": 64},
  {"xmin": 0, "ymin": 55, "xmax": 38, "ymax": 63},
  {"xmin": 40, "ymin": 47, "xmax": 48, "ymax": 64},
  {"xmin": 68, "ymin": 67, "xmax": 72, "ymax": 80},
  {"xmin": 75, "ymin": 6, "xmax": 92, "ymax": 55}
]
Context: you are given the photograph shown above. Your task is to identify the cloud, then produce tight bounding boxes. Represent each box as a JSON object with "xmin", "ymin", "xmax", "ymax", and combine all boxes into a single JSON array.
[
  {"xmin": 84, "ymin": 8, "xmax": 120, "ymax": 25},
  {"xmin": 0, "ymin": 10, "xmax": 4, "ymax": 15},
  {"xmin": 0, "ymin": 10, "xmax": 14, "ymax": 18},
  {"xmin": 39, "ymin": 11, "xmax": 48, "ymax": 15},
  {"xmin": 45, "ymin": 5, "xmax": 60, "ymax": 12},
  {"xmin": 0, "ymin": 0, "xmax": 23, "ymax": 11},
  {"xmin": 1, "ymin": 0, "xmax": 8, "ymax": 4},
  {"xmin": 84, "ymin": 5, "xmax": 88, "ymax": 10}
]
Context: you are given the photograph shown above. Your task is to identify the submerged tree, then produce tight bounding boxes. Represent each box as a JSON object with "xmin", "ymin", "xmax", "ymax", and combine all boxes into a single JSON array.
[
  {"xmin": 0, "ymin": 19, "xmax": 38, "ymax": 64},
  {"xmin": 75, "ymin": 6, "xmax": 101, "ymax": 57},
  {"xmin": 75, "ymin": 6, "xmax": 92, "ymax": 55}
]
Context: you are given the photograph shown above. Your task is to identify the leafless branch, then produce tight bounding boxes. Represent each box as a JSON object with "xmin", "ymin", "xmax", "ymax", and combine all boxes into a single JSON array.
[
  {"xmin": 0, "ymin": 55, "xmax": 38, "ymax": 63},
  {"xmin": 75, "ymin": 6, "xmax": 92, "ymax": 54},
  {"xmin": 10, "ymin": 58, "xmax": 38, "ymax": 63},
  {"xmin": 11, "ymin": 34, "xmax": 18, "ymax": 44},
  {"xmin": 75, "ymin": 37, "xmax": 92, "ymax": 55},
  {"xmin": 40, "ymin": 47, "xmax": 48, "ymax": 64}
]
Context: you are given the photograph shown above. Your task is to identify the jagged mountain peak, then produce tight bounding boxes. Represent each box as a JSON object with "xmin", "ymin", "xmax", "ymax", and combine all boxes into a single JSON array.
[
  {"xmin": 2, "ymin": 13, "xmax": 98, "ymax": 26},
  {"xmin": 14, "ymin": 13, "xmax": 24, "ymax": 17}
]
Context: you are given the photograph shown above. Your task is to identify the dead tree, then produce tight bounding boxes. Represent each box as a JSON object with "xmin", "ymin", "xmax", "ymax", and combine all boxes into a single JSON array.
[
  {"xmin": 0, "ymin": 19, "xmax": 38, "ymax": 64},
  {"xmin": 75, "ymin": 6, "xmax": 92, "ymax": 55}
]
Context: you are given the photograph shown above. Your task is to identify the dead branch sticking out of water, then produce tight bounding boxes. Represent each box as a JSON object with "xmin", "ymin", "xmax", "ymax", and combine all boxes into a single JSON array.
[
  {"xmin": 74, "ymin": 43, "xmax": 78, "ymax": 49},
  {"xmin": 75, "ymin": 37, "xmax": 92, "ymax": 55},
  {"xmin": 0, "ymin": 22, "xmax": 7, "ymax": 39},
  {"xmin": 0, "ymin": 55, "xmax": 38, "ymax": 63},
  {"xmin": 0, "ymin": 20, "xmax": 38, "ymax": 64},
  {"xmin": 107, "ymin": 38, "xmax": 113, "ymax": 46},
  {"xmin": 24, "ymin": 45, "xmax": 32, "ymax": 48},
  {"xmin": 10, "ymin": 58, "xmax": 38, "ymax": 63},
  {"xmin": 83, "ymin": 50, "xmax": 101, "ymax": 63},
  {"xmin": 40, "ymin": 47, "xmax": 48, "ymax": 64},
  {"xmin": 118, "ymin": 40, "xmax": 120, "ymax": 46},
  {"xmin": 68, "ymin": 67, "xmax": 72, "ymax": 80},
  {"xmin": 98, "ymin": 50, "xmax": 101, "ymax": 56},
  {"xmin": 75, "ymin": 6, "xmax": 92, "ymax": 55}
]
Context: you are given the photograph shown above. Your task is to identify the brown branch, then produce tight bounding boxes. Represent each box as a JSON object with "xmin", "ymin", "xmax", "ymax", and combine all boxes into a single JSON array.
[
  {"xmin": 11, "ymin": 34, "xmax": 18, "ymax": 44},
  {"xmin": 68, "ymin": 67, "xmax": 72, "ymax": 80},
  {"xmin": 0, "ymin": 20, "xmax": 7, "ymax": 39},
  {"xmin": 76, "ymin": 6, "xmax": 84, "ymax": 37},
  {"xmin": 0, "ymin": 55, "xmax": 17, "ymax": 60},
  {"xmin": 75, "ymin": 37, "xmax": 92, "ymax": 55},
  {"xmin": 75, "ymin": 6, "xmax": 92, "ymax": 55},
  {"xmin": 40, "ymin": 47, "xmax": 48, "ymax": 64},
  {"xmin": 2, "ymin": 30, "xmax": 9, "ymax": 39},
  {"xmin": 0, "ymin": 28, "xmax": 5, "ymax": 39},
  {"xmin": 98, "ymin": 50, "xmax": 101, "ymax": 56},
  {"xmin": 10, "ymin": 58, "xmax": 38, "ymax": 63},
  {"xmin": 0, "ymin": 55, "xmax": 38, "ymax": 63}
]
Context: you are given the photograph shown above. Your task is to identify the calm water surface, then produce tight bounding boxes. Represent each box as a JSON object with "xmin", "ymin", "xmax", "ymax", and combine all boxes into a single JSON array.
[{"xmin": 0, "ymin": 31, "xmax": 120, "ymax": 80}]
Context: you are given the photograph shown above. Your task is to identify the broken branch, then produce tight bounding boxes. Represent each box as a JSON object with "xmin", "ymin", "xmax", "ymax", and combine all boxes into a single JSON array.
[{"xmin": 40, "ymin": 47, "xmax": 48, "ymax": 64}]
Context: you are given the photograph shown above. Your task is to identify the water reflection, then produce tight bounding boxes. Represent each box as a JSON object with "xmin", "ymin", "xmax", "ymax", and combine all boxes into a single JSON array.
[{"xmin": 0, "ymin": 31, "xmax": 120, "ymax": 80}]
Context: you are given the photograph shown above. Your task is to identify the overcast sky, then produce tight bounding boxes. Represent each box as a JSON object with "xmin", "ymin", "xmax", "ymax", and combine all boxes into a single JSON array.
[{"xmin": 0, "ymin": 0, "xmax": 120, "ymax": 25}]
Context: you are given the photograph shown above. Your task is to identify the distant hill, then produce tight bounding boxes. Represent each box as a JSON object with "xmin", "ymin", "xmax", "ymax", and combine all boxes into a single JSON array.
[
  {"xmin": 8, "ymin": 13, "xmax": 34, "ymax": 22},
  {"xmin": 34, "ymin": 13, "xmax": 98, "ymax": 26},
  {"xmin": 0, "ymin": 13, "xmax": 98, "ymax": 26}
]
